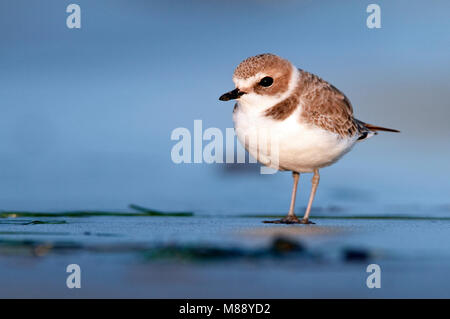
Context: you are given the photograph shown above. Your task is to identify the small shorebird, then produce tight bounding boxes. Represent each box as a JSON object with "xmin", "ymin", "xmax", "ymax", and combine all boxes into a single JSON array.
[{"xmin": 219, "ymin": 54, "xmax": 399, "ymax": 224}]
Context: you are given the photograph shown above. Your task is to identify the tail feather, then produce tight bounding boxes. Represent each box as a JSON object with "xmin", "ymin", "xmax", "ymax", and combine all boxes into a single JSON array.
[{"xmin": 364, "ymin": 123, "xmax": 400, "ymax": 133}]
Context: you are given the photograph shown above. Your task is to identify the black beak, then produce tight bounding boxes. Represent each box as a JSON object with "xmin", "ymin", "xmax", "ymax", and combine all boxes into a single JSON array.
[{"xmin": 219, "ymin": 88, "xmax": 245, "ymax": 101}]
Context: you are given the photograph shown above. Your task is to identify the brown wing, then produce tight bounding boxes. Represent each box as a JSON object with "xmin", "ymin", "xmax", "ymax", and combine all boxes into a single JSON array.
[{"xmin": 298, "ymin": 70, "xmax": 360, "ymax": 138}]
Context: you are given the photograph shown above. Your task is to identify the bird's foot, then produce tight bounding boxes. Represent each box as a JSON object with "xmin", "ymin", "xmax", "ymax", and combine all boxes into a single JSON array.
[
  {"xmin": 299, "ymin": 218, "xmax": 315, "ymax": 225},
  {"xmin": 263, "ymin": 215, "xmax": 315, "ymax": 225}
]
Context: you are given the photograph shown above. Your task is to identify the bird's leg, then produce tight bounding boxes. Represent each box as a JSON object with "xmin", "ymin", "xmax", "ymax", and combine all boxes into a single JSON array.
[
  {"xmin": 264, "ymin": 172, "xmax": 301, "ymax": 224},
  {"xmin": 300, "ymin": 169, "xmax": 320, "ymax": 224},
  {"xmin": 286, "ymin": 171, "xmax": 300, "ymax": 219}
]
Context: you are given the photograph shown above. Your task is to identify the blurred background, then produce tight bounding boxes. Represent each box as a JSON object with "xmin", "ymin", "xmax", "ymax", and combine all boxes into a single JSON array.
[{"xmin": 0, "ymin": 0, "xmax": 449, "ymax": 215}]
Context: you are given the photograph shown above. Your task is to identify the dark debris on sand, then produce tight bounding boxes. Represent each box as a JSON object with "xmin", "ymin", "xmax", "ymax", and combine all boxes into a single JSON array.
[{"xmin": 0, "ymin": 235, "xmax": 374, "ymax": 264}]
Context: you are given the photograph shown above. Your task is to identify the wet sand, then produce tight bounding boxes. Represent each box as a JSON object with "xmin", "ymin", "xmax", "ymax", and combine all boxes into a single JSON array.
[{"xmin": 0, "ymin": 212, "xmax": 449, "ymax": 298}]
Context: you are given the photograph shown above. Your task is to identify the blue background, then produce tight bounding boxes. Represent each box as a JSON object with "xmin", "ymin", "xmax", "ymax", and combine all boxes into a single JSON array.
[{"xmin": 0, "ymin": 0, "xmax": 449, "ymax": 214}]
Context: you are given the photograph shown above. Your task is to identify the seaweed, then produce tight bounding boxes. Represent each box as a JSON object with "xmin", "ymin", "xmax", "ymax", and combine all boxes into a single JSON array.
[
  {"xmin": 142, "ymin": 237, "xmax": 307, "ymax": 262},
  {"xmin": 0, "ymin": 235, "xmax": 376, "ymax": 265},
  {"xmin": 0, "ymin": 219, "xmax": 67, "ymax": 225},
  {"xmin": 0, "ymin": 204, "xmax": 193, "ymax": 219}
]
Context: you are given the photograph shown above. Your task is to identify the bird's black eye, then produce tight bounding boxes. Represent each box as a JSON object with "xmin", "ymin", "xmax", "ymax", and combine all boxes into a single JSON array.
[{"xmin": 259, "ymin": 76, "xmax": 273, "ymax": 87}]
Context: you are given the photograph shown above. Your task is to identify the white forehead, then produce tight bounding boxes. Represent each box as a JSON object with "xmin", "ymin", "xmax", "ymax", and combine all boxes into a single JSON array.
[{"xmin": 232, "ymin": 72, "xmax": 267, "ymax": 90}]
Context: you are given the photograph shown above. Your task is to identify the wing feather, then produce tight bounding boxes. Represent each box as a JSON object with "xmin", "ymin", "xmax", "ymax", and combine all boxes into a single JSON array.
[{"xmin": 298, "ymin": 70, "xmax": 358, "ymax": 138}]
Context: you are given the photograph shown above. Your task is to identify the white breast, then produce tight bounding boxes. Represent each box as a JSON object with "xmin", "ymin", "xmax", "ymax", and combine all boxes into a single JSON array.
[{"xmin": 233, "ymin": 100, "xmax": 357, "ymax": 173}]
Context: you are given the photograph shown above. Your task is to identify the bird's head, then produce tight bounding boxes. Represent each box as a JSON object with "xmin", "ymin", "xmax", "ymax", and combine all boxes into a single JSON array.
[{"xmin": 219, "ymin": 53, "xmax": 298, "ymax": 110}]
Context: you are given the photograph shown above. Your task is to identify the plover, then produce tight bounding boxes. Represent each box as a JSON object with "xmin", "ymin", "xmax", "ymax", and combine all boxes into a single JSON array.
[{"xmin": 219, "ymin": 53, "xmax": 399, "ymax": 224}]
